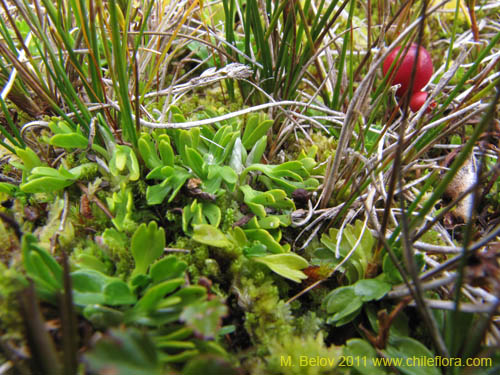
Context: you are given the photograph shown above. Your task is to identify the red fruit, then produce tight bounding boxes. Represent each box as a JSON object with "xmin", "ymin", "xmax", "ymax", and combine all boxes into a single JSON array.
[
  {"xmin": 409, "ymin": 91, "xmax": 437, "ymax": 112},
  {"xmin": 382, "ymin": 43, "xmax": 433, "ymax": 97},
  {"xmin": 409, "ymin": 91, "xmax": 428, "ymax": 112}
]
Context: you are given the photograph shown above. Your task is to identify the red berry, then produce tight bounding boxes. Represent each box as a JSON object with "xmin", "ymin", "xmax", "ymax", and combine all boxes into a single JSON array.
[
  {"xmin": 382, "ymin": 43, "xmax": 433, "ymax": 97},
  {"xmin": 409, "ymin": 91, "xmax": 428, "ymax": 112},
  {"xmin": 409, "ymin": 91, "xmax": 436, "ymax": 112}
]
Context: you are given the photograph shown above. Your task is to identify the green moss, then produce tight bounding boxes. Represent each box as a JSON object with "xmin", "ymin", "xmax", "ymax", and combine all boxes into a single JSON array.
[
  {"xmin": 0, "ymin": 261, "xmax": 26, "ymax": 338},
  {"xmin": 0, "ymin": 219, "xmax": 20, "ymax": 264},
  {"xmin": 236, "ymin": 265, "xmax": 295, "ymax": 347},
  {"xmin": 34, "ymin": 197, "xmax": 75, "ymax": 250},
  {"xmin": 260, "ymin": 333, "xmax": 343, "ymax": 375},
  {"xmin": 101, "ymin": 228, "xmax": 134, "ymax": 278},
  {"xmin": 70, "ymin": 238, "xmax": 114, "ymax": 274}
]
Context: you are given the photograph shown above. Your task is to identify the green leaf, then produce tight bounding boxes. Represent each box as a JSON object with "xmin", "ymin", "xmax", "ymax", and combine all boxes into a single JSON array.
[
  {"xmin": 185, "ymin": 147, "xmax": 206, "ymax": 179},
  {"xmin": 182, "ymin": 201, "xmax": 221, "ymax": 234},
  {"xmin": 183, "ymin": 356, "xmax": 240, "ymax": 375},
  {"xmin": 173, "ymin": 285, "xmax": 207, "ymax": 307},
  {"xmin": 107, "ymin": 186, "xmax": 135, "ymax": 232},
  {"xmin": 138, "ymin": 134, "xmax": 162, "ymax": 169},
  {"xmin": 150, "ymin": 256, "xmax": 187, "ymax": 284},
  {"xmin": 323, "ymin": 286, "xmax": 363, "ymax": 325},
  {"xmin": 254, "ymin": 253, "xmax": 308, "ymax": 283},
  {"xmin": 20, "ymin": 176, "xmax": 75, "ymax": 193},
  {"xmin": 242, "ymin": 115, "xmax": 272, "ymax": 149},
  {"xmin": 50, "ymin": 133, "xmax": 88, "ymax": 149},
  {"xmin": 354, "ymin": 279, "xmax": 391, "ymax": 302},
  {"xmin": 85, "ymin": 328, "xmax": 162, "ymax": 375},
  {"xmin": 146, "ymin": 166, "xmax": 191, "ymax": 205},
  {"xmin": 15, "ymin": 146, "xmax": 42, "ymax": 173},
  {"xmin": 180, "ymin": 299, "xmax": 228, "ymax": 339},
  {"xmin": 0, "ymin": 182, "xmax": 17, "ymax": 195},
  {"xmin": 319, "ymin": 220, "xmax": 375, "ymax": 283},
  {"xmin": 71, "ymin": 269, "xmax": 136, "ymax": 306},
  {"xmin": 131, "ymin": 222, "xmax": 165, "ymax": 278},
  {"xmin": 158, "ymin": 136, "xmax": 175, "ymax": 166},
  {"xmin": 344, "ymin": 339, "xmax": 386, "ymax": 375},
  {"xmin": 22, "ymin": 234, "xmax": 62, "ymax": 299},
  {"xmin": 109, "ymin": 144, "xmax": 140, "ymax": 181},
  {"xmin": 19, "ymin": 163, "xmax": 94, "ymax": 194},
  {"xmin": 48, "ymin": 122, "xmax": 88, "ymax": 149},
  {"xmin": 229, "ymin": 137, "xmax": 246, "ymax": 174},
  {"xmin": 240, "ymin": 185, "xmax": 295, "ymax": 218},
  {"xmin": 192, "ymin": 224, "xmax": 233, "ymax": 248},
  {"xmin": 104, "ymin": 280, "xmax": 137, "ymax": 305},
  {"xmin": 73, "ymin": 253, "xmax": 109, "ymax": 274},
  {"xmin": 384, "ymin": 337, "xmax": 441, "ymax": 375},
  {"xmin": 246, "ymin": 135, "xmax": 267, "ymax": 166},
  {"xmin": 244, "ymin": 229, "xmax": 284, "ymax": 254},
  {"xmin": 133, "ymin": 278, "xmax": 185, "ymax": 313},
  {"xmin": 83, "ymin": 305, "xmax": 124, "ymax": 328}
]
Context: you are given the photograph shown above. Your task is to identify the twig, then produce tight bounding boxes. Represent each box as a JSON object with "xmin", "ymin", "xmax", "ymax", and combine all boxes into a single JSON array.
[
  {"xmin": 409, "ymin": 299, "xmax": 499, "ymax": 313},
  {"xmin": 77, "ymin": 182, "xmax": 113, "ymax": 220}
]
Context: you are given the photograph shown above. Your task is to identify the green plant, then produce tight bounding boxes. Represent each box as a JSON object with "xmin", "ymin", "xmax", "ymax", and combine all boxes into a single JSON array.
[
  {"xmin": 20, "ymin": 223, "xmax": 229, "ymax": 367},
  {"xmin": 322, "ymin": 278, "xmax": 391, "ymax": 326},
  {"xmin": 192, "ymin": 224, "xmax": 308, "ymax": 283},
  {"xmin": 315, "ymin": 220, "xmax": 375, "ymax": 283}
]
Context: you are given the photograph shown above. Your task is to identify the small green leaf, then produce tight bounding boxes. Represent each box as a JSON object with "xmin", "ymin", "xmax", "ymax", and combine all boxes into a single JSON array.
[
  {"xmin": 242, "ymin": 115, "xmax": 272, "ymax": 149},
  {"xmin": 324, "ymin": 286, "xmax": 363, "ymax": 325},
  {"xmin": 182, "ymin": 201, "xmax": 221, "ymax": 234},
  {"xmin": 85, "ymin": 328, "xmax": 162, "ymax": 375},
  {"xmin": 192, "ymin": 224, "xmax": 233, "ymax": 248},
  {"xmin": 71, "ymin": 269, "xmax": 136, "ymax": 306},
  {"xmin": 50, "ymin": 133, "xmax": 88, "ymax": 149},
  {"xmin": 104, "ymin": 280, "xmax": 137, "ymax": 305},
  {"xmin": 109, "ymin": 145, "xmax": 140, "ymax": 181},
  {"xmin": 15, "ymin": 146, "xmax": 42, "ymax": 172},
  {"xmin": 185, "ymin": 147, "xmax": 206, "ymax": 179},
  {"xmin": 246, "ymin": 135, "xmax": 267, "ymax": 166},
  {"xmin": 344, "ymin": 339, "xmax": 386, "ymax": 375},
  {"xmin": 229, "ymin": 137, "xmax": 246, "ymax": 174},
  {"xmin": 20, "ymin": 176, "xmax": 74, "ymax": 193},
  {"xmin": 133, "ymin": 278, "xmax": 185, "ymax": 313},
  {"xmin": 174, "ymin": 285, "xmax": 207, "ymax": 306},
  {"xmin": 150, "ymin": 256, "xmax": 187, "ymax": 284},
  {"xmin": 180, "ymin": 299, "xmax": 228, "ymax": 339},
  {"xmin": 83, "ymin": 305, "xmax": 124, "ymax": 327},
  {"xmin": 22, "ymin": 234, "xmax": 62, "ymax": 299},
  {"xmin": 158, "ymin": 136, "xmax": 174, "ymax": 166},
  {"xmin": 0, "ymin": 182, "xmax": 17, "ymax": 195},
  {"xmin": 254, "ymin": 253, "xmax": 308, "ymax": 283},
  {"xmin": 384, "ymin": 337, "xmax": 441, "ymax": 375},
  {"xmin": 354, "ymin": 279, "xmax": 391, "ymax": 302},
  {"xmin": 73, "ymin": 253, "xmax": 109, "ymax": 274},
  {"xmin": 107, "ymin": 186, "xmax": 135, "ymax": 232},
  {"xmin": 131, "ymin": 222, "xmax": 165, "ymax": 277},
  {"xmin": 146, "ymin": 167, "xmax": 191, "ymax": 205},
  {"xmin": 244, "ymin": 229, "xmax": 284, "ymax": 254},
  {"xmin": 138, "ymin": 134, "xmax": 162, "ymax": 169}
]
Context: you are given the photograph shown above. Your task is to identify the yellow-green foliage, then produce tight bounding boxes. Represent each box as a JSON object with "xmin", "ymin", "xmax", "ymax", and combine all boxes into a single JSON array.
[
  {"xmin": 0, "ymin": 261, "xmax": 26, "ymax": 338},
  {"xmin": 101, "ymin": 228, "xmax": 135, "ymax": 278},
  {"xmin": 260, "ymin": 333, "xmax": 343, "ymax": 375},
  {"xmin": 34, "ymin": 197, "xmax": 75, "ymax": 250},
  {"xmin": 292, "ymin": 133, "xmax": 336, "ymax": 174},
  {"xmin": 0, "ymin": 217, "xmax": 20, "ymax": 264},
  {"xmin": 238, "ymin": 275, "xmax": 294, "ymax": 347}
]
